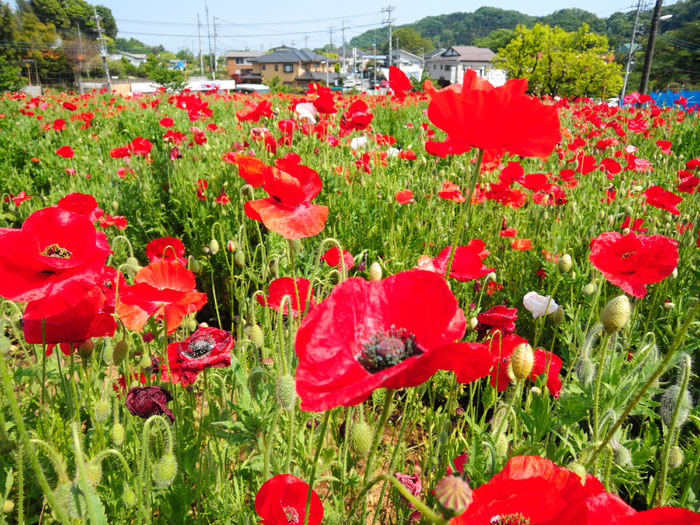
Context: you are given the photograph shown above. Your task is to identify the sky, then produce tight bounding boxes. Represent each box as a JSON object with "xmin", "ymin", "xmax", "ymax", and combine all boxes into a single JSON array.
[{"xmin": 76, "ymin": 1, "xmax": 649, "ymax": 52}]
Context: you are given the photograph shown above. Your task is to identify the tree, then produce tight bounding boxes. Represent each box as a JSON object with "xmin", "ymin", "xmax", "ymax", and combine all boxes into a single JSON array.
[
  {"xmin": 494, "ymin": 23, "xmax": 623, "ymax": 99},
  {"xmin": 143, "ymin": 55, "xmax": 186, "ymax": 92},
  {"xmin": 0, "ymin": 55, "xmax": 22, "ymax": 91},
  {"xmin": 28, "ymin": 0, "xmax": 116, "ymax": 40},
  {"xmin": 474, "ymin": 28, "xmax": 516, "ymax": 52},
  {"xmin": 380, "ymin": 27, "xmax": 432, "ymax": 55}
]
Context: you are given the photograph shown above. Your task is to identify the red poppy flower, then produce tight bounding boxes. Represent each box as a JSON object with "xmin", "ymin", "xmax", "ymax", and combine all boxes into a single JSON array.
[
  {"xmin": 340, "ymin": 99, "xmax": 374, "ymax": 132},
  {"xmin": 23, "ymin": 285, "xmax": 116, "ymax": 355},
  {"xmin": 476, "ymin": 305, "xmax": 517, "ymax": 339},
  {"xmin": 255, "ymin": 473, "xmax": 323, "ymax": 525},
  {"xmin": 159, "ymin": 117, "xmax": 174, "ymax": 128},
  {"xmin": 236, "ymin": 100, "xmax": 273, "ymax": 122},
  {"xmin": 312, "ymin": 86, "xmax": 337, "ymax": 114},
  {"xmin": 618, "ymin": 507, "xmax": 700, "ymax": 524},
  {"xmin": 244, "ymin": 159, "xmax": 328, "ymax": 240},
  {"xmin": 500, "ymin": 227, "xmax": 517, "ymax": 237},
  {"xmin": 425, "ymin": 138, "xmax": 471, "ymax": 158},
  {"xmin": 295, "ymin": 270, "xmax": 493, "ymax": 411},
  {"xmin": 145, "ymin": 236, "xmax": 187, "ymax": 266},
  {"xmin": 320, "ymin": 247, "xmax": 354, "ymax": 270},
  {"xmin": 677, "ymin": 175, "xmax": 698, "ymax": 194},
  {"xmin": 52, "ymin": 118, "xmax": 66, "ymax": 131},
  {"xmin": 655, "ymin": 140, "xmax": 672, "ymax": 154},
  {"xmin": 416, "ymin": 242, "xmax": 494, "ymax": 282},
  {"xmin": 425, "ymin": 70, "xmax": 560, "ymax": 158},
  {"xmin": 389, "ymin": 66, "xmax": 412, "ymax": 99},
  {"xmin": 438, "ymin": 181, "xmax": 467, "ymax": 202},
  {"xmin": 645, "ymin": 186, "xmax": 683, "ymax": 215},
  {"xmin": 98, "ymin": 213, "xmax": 128, "ymax": 229},
  {"xmin": 0, "ymin": 206, "xmax": 110, "ymax": 319},
  {"xmin": 110, "ymin": 146, "xmax": 131, "ymax": 158},
  {"xmin": 394, "ymin": 190, "xmax": 414, "ymax": 204},
  {"xmin": 224, "ymin": 153, "xmax": 266, "ymax": 188},
  {"xmin": 62, "ymin": 101, "xmax": 77, "ymax": 111},
  {"xmin": 56, "ymin": 145, "xmax": 74, "ymax": 158},
  {"xmin": 57, "ymin": 193, "xmax": 104, "ymax": 223},
  {"xmin": 163, "ymin": 326, "xmax": 234, "ymax": 385},
  {"xmin": 125, "ymin": 386, "xmax": 175, "ymax": 423},
  {"xmin": 116, "ymin": 261, "xmax": 207, "ymax": 334},
  {"xmin": 131, "ymin": 136, "xmax": 153, "ymax": 156},
  {"xmin": 7, "ymin": 191, "xmax": 32, "ymax": 207},
  {"xmin": 589, "ymin": 231, "xmax": 678, "ymax": 298},
  {"xmin": 256, "ymin": 277, "xmax": 313, "ymax": 318}
]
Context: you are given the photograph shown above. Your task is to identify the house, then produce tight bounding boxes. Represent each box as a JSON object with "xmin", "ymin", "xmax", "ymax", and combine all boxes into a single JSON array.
[
  {"xmin": 247, "ymin": 46, "xmax": 338, "ymax": 90},
  {"xmin": 387, "ymin": 49, "xmax": 423, "ymax": 68},
  {"xmin": 107, "ymin": 51, "xmax": 147, "ymax": 67},
  {"xmin": 425, "ymin": 46, "xmax": 502, "ymax": 87},
  {"xmin": 224, "ymin": 50, "xmax": 264, "ymax": 80}
]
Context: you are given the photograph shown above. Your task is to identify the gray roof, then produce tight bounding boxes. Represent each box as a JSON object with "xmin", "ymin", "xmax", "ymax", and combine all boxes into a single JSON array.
[
  {"xmin": 224, "ymin": 50, "xmax": 264, "ymax": 59},
  {"xmin": 295, "ymin": 71, "xmax": 340, "ymax": 81},
  {"xmin": 251, "ymin": 48, "xmax": 337, "ymax": 64},
  {"xmin": 428, "ymin": 46, "xmax": 495, "ymax": 62}
]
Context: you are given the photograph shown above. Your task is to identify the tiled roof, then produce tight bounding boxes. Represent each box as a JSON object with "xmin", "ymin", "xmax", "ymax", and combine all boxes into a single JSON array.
[
  {"xmin": 252, "ymin": 49, "xmax": 337, "ymax": 64},
  {"xmin": 428, "ymin": 46, "xmax": 495, "ymax": 62}
]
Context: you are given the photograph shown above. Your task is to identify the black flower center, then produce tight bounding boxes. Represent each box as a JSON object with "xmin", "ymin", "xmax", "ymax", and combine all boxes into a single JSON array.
[
  {"xmin": 41, "ymin": 243, "xmax": 72, "ymax": 259},
  {"xmin": 621, "ymin": 251, "xmax": 635, "ymax": 259},
  {"xmin": 183, "ymin": 337, "xmax": 215, "ymax": 359},
  {"xmin": 283, "ymin": 506, "xmax": 299, "ymax": 524},
  {"xmin": 356, "ymin": 326, "xmax": 422, "ymax": 374},
  {"xmin": 490, "ymin": 513, "xmax": 530, "ymax": 525}
]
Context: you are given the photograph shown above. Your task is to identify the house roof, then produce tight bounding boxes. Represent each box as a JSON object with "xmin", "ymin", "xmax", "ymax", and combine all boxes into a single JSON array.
[
  {"xmin": 424, "ymin": 48, "xmax": 446, "ymax": 59},
  {"xmin": 428, "ymin": 46, "xmax": 495, "ymax": 63},
  {"xmin": 251, "ymin": 48, "xmax": 337, "ymax": 64},
  {"xmin": 111, "ymin": 51, "xmax": 147, "ymax": 59},
  {"xmin": 225, "ymin": 50, "xmax": 265, "ymax": 59},
  {"xmin": 295, "ymin": 71, "xmax": 340, "ymax": 81}
]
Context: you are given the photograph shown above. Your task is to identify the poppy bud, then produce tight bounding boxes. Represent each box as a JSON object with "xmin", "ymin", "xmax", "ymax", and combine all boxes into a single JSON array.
[
  {"xmin": 111, "ymin": 422, "xmax": 125, "ymax": 447},
  {"xmin": 600, "ymin": 295, "xmax": 631, "ymax": 334},
  {"xmin": 123, "ymin": 486, "xmax": 136, "ymax": 507},
  {"xmin": 234, "ymin": 250, "xmax": 245, "ymax": 268},
  {"xmin": 125, "ymin": 256, "xmax": 141, "ymax": 269},
  {"xmin": 469, "ymin": 317, "xmax": 478, "ymax": 330},
  {"xmin": 94, "ymin": 399, "xmax": 112, "ymax": 423},
  {"xmin": 490, "ymin": 406, "xmax": 510, "ymax": 436},
  {"xmin": 510, "ymin": 343, "xmax": 534, "ymax": 380},
  {"xmin": 240, "ymin": 184, "xmax": 254, "ymax": 197},
  {"xmin": 292, "ymin": 239, "xmax": 303, "ymax": 253},
  {"xmin": 112, "ymin": 341, "xmax": 128, "ymax": 366},
  {"xmin": 613, "ymin": 444, "xmax": 632, "ymax": 467},
  {"xmin": 349, "ymin": 421, "xmax": 372, "ymax": 455},
  {"xmin": 531, "ymin": 386, "xmax": 541, "ymax": 396},
  {"xmin": 668, "ymin": 445, "xmax": 684, "ymax": 469},
  {"xmin": 209, "ymin": 239, "xmax": 219, "ymax": 255},
  {"xmin": 671, "ymin": 268, "xmax": 678, "ymax": 278},
  {"xmin": 227, "ymin": 240, "xmax": 237, "ymax": 252},
  {"xmin": 368, "ymin": 262, "xmax": 382, "ymax": 281},
  {"xmin": 552, "ymin": 305, "xmax": 565, "ymax": 325},
  {"xmin": 3, "ymin": 500, "xmax": 14, "ymax": 514},
  {"xmin": 249, "ymin": 324, "xmax": 264, "ymax": 349},
  {"xmin": 663, "ymin": 302, "xmax": 675, "ymax": 310},
  {"xmin": 188, "ymin": 255, "xmax": 202, "ymax": 274},
  {"xmin": 582, "ymin": 282, "xmax": 596, "ymax": 296},
  {"xmin": 274, "ymin": 374, "xmax": 297, "ymax": 411},
  {"xmin": 419, "ymin": 156, "xmax": 427, "ymax": 166},
  {"xmin": 111, "ymin": 201, "xmax": 119, "ymax": 211},
  {"xmin": 495, "ymin": 433, "xmax": 508, "ymax": 456},
  {"xmin": 0, "ymin": 337, "xmax": 9, "ymax": 357},
  {"xmin": 85, "ymin": 460, "xmax": 102, "ymax": 487},
  {"xmin": 660, "ymin": 384, "xmax": 691, "ymax": 427},
  {"xmin": 433, "ymin": 475, "xmax": 473, "ymax": 514},
  {"xmin": 575, "ymin": 357, "xmax": 596, "ymax": 388},
  {"xmin": 77, "ymin": 339, "xmax": 94, "ymax": 359},
  {"xmin": 558, "ymin": 254, "xmax": 572, "ymax": 274},
  {"xmin": 153, "ymin": 454, "xmax": 177, "ymax": 488}
]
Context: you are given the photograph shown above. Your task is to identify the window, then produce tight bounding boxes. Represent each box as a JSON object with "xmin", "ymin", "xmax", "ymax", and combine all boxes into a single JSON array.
[
  {"xmin": 275, "ymin": 64, "xmax": 279, "ymax": 71},
  {"xmin": 283, "ymin": 64, "xmax": 293, "ymax": 73},
  {"xmin": 262, "ymin": 64, "xmax": 266, "ymax": 70},
  {"xmin": 235, "ymin": 57, "xmax": 244, "ymax": 64}
]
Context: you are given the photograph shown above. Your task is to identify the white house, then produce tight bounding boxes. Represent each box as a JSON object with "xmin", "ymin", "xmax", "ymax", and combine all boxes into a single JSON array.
[
  {"xmin": 425, "ymin": 46, "xmax": 505, "ymax": 87},
  {"xmin": 108, "ymin": 51, "xmax": 147, "ymax": 67}
]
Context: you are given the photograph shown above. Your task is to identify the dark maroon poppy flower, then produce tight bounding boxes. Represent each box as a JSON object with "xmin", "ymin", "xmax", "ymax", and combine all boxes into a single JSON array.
[
  {"xmin": 145, "ymin": 236, "xmax": 187, "ymax": 266},
  {"xmin": 57, "ymin": 193, "xmax": 104, "ymax": 223},
  {"xmin": 163, "ymin": 326, "xmax": 234, "ymax": 385},
  {"xmin": 589, "ymin": 231, "xmax": 678, "ymax": 298},
  {"xmin": 295, "ymin": 270, "xmax": 493, "ymax": 412},
  {"xmin": 255, "ymin": 473, "xmax": 323, "ymax": 525},
  {"xmin": 256, "ymin": 277, "xmax": 313, "ymax": 318},
  {"xmin": 0, "ymin": 206, "xmax": 111, "ymax": 319},
  {"xmin": 125, "ymin": 386, "xmax": 175, "ymax": 422}
]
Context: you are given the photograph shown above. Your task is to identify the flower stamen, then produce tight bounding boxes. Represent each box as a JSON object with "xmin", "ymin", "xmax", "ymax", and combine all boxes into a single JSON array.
[
  {"xmin": 356, "ymin": 326, "xmax": 422, "ymax": 373},
  {"xmin": 183, "ymin": 336, "xmax": 215, "ymax": 359},
  {"xmin": 41, "ymin": 243, "xmax": 72, "ymax": 259}
]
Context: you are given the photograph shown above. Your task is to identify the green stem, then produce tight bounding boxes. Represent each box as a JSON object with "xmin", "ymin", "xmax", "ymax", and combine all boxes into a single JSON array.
[
  {"xmin": 0, "ymin": 351, "xmax": 71, "ymax": 524},
  {"xmin": 70, "ymin": 423, "xmax": 101, "ymax": 525},
  {"xmin": 592, "ymin": 332, "xmax": 612, "ymax": 445},
  {"xmin": 303, "ymin": 410, "xmax": 331, "ymax": 525},
  {"xmin": 585, "ymin": 298, "xmax": 700, "ymax": 469},
  {"xmin": 262, "ymin": 408, "xmax": 280, "ymax": 482}
]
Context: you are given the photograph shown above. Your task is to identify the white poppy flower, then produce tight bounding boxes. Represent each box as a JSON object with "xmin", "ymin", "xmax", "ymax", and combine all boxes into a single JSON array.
[
  {"xmin": 350, "ymin": 136, "xmax": 369, "ymax": 150},
  {"xmin": 523, "ymin": 291, "xmax": 559, "ymax": 319},
  {"xmin": 294, "ymin": 102, "xmax": 317, "ymax": 125}
]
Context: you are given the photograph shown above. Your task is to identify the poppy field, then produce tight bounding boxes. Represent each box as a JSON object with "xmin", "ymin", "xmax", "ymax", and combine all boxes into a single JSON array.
[{"xmin": 0, "ymin": 69, "xmax": 699, "ymax": 524}]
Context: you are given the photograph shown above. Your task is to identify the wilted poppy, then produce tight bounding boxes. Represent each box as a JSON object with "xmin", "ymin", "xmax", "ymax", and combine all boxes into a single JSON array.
[
  {"xmin": 589, "ymin": 231, "xmax": 678, "ymax": 298},
  {"xmin": 425, "ymin": 70, "xmax": 560, "ymax": 158},
  {"xmin": 164, "ymin": 326, "xmax": 234, "ymax": 385},
  {"xmin": 255, "ymin": 473, "xmax": 323, "ymax": 525},
  {"xmin": 256, "ymin": 277, "xmax": 313, "ymax": 318},
  {"xmin": 117, "ymin": 261, "xmax": 207, "ymax": 334},
  {"xmin": 295, "ymin": 270, "xmax": 493, "ymax": 411},
  {"xmin": 125, "ymin": 386, "xmax": 175, "ymax": 422}
]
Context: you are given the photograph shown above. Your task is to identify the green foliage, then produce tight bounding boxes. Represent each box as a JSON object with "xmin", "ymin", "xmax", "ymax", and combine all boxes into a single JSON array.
[
  {"xmin": 0, "ymin": 55, "xmax": 22, "ymax": 91},
  {"xmin": 28, "ymin": 0, "xmax": 116, "ymax": 39},
  {"xmin": 143, "ymin": 55, "xmax": 186, "ymax": 92},
  {"xmin": 381, "ymin": 27, "xmax": 433, "ymax": 55},
  {"xmin": 264, "ymin": 75, "xmax": 292, "ymax": 93},
  {"xmin": 494, "ymin": 23, "xmax": 623, "ymax": 98},
  {"xmin": 473, "ymin": 28, "xmax": 517, "ymax": 53}
]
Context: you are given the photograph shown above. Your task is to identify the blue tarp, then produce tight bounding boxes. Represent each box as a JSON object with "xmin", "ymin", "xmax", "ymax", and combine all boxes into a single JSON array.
[{"xmin": 649, "ymin": 89, "xmax": 700, "ymax": 110}]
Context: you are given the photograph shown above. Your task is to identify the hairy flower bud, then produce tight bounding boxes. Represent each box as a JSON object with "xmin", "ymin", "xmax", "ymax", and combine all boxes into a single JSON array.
[
  {"xmin": 660, "ymin": 384, "xmax": 692, "ymax": 427},
  {"xmin": 249, "ymin": 324, "xmax": 264, "ymax": 349},
  {"xmin": 77, "ymin": 340, "xmax": 94, "ymax": 359},
  {"xmin": 558, "ymin": 254, "xmax": 573, "ymax": 274},
  {"xmin": 94, "ymin": 399, "xmax": 112, "ymax": 423},
  {"xmin": 613, "ymin": 444, "xmax": 632, "ymax": 467},
  {"xmin": 668, "ymin": 445, "xmax": 684, "ymax": 469},
  {"xmin": 575, "ymin": 358, "xmax": 596, "ymax": 388},
  {"xmin": 552, "ymin": 305, "xmax": 565, "ymax": 325},
  {"xmin": 274, "ymin": 374, "xmax": 297, "ymax": 411},
  {"xmin": 600, "ymin": 295, "xmax": 631, "ymax": 334},
  {"xmin": 153, "ymin": 454, "xmax": 177, "ymax": 489},
  {"xmin": 510, "ymin": 343, "xmax": 534, "ymax": 380},
  {"xmin": 582, "ymin": 282, "xmax": 596, "ymax": 296},
  {"xmin": 234, "ymin": 250, "xmax": 245, "ymax": 268},
  {"xmin": 433, "ymin": 475, "xmax": 473, "ymax": 514},
  {"xmin": 209, "ymin": 239, "xmax": 220, "ymax": 255},
  {"xmin": 123, "ymin": 486, "xmax": 136, "ymax": 507},
  {"xmin": 368, "ymin": 262, "xmax": 382, "ymax": 281},
  {"xmin": 111, "ymin": 423, "xmax": 125, "ymax": 447},
  {"xmin": 187, "ymin": 255, "xmax": 202, "ymax": 274},
  {"xmin": 349, "ymin": 421, "xmax": 373, "ymax": 455},
  {"xmin": 85, "ymin": 460, "xmax": 103, "ymax": 487}
]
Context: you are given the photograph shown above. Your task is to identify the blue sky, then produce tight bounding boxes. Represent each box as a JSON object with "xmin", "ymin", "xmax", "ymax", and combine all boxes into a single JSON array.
[{"xmin": 38, "ymin": 1, "xmax": 669, "ymax": 52}]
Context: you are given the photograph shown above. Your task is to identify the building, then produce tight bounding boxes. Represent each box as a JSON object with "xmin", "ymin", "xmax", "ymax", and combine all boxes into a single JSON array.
[
  {"xmin": 425, "ymin": 46, "xmax": 502, "ymax": 87},
  {"xmin": 247, "ymin": 46, "xmax": 338, "ymax": 90},
  {"xmin": 224, "ymin": 50, "xmax": 264, "ymax": 80},
  {"xmin": 107, "ymin": 51, "xmax": 147, "ymax": 67}
]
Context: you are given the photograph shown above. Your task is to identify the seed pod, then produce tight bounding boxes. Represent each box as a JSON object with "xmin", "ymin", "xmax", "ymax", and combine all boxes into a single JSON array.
[
  {"xmin": 112, "ymin": 341, "xmax": 128, "ymax": 366},
  {"xmin": 274, "ymin": 374, "xmax": 297, "ymax": 411},
  {"xmin": 433, "ymin": 475, "xmax": 473, "ymax": 514},
  {"xmin": 582, "ymin": 282, "xmax": 596, "ymax": 296},
  {"xmin": 600, "ymin": 295, "xmax": 631, "ymax": 334},
  {"xmin": 558, "ymin": 254, "xmax": 573, "ymax": 274},
  {"xmin": 349, "ymin": 421, "xmax": 372, "ymax": 455},
  {"xmin": 77, "ymin": 340, "xmax": 94, "ymax": 359},
  {"xmin": 668, "ymin": 445, "xmax": 684, "ymax": 469},
  {"xmin": 234, "ymin": 250, "xmax": 245, "ymax": 268},
  {"xmin": 94, "ymin": 399, "xmax": 112, "ymax": 423},
  {"xmin": 510, "ymin": 343, "xmax": 534, "ymax": 380},
  {"xmin": 249, "ymin": 324, "xmax": 264, "ymax": 349},
  {"xmin": 111, "ymin": 423, "xmax": 125, "ymax": 447},
  {"xmin": 368, "ymin": 262, "xmax": 382, "ymax": 281},
  {"xmin": 153, "ymin": 454, "xmax": 178, "ymax": 488},
  {"xmin": 209, "ymin": 239, "xmax": 220, "ymax": 255}
]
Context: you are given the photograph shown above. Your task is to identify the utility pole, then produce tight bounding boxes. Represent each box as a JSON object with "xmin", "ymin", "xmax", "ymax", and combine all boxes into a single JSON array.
[
  {"xmin": 94, "ymin": 7, "xmax": 111, "ymax": 92},
  {"xmin": 382, "ymin": 5, "xmax": 395, "ymax": 67},
  {"xmin": 197, "ymin": 13, "xmax": 204, "ymax": 75},
  {"xmin": 639, "ymin": 0, "xmax": 663, "ymax": 94},
  {"xmin": 77, "ymin": 24, "xmax": 84, "ymax": 93},
  {"xmin": 341, "ymin": 20, "xmax": 346, "ymax": 76},
  {"xmin": 304, "ymin": 35, "xmax": 309, "ymax": 49},
  {"xmin": 620, "ymin": 0, "xmax": 643, "ymax": 104},
  {"xmin": 213, "ymin": 16, "xmax": 218, "ymax": 80},
  {"xmin": 205, "ymin": 2, "xmax": 213, "ymax": 76}
]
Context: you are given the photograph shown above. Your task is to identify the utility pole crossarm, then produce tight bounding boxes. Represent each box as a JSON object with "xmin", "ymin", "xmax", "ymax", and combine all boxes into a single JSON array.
[{"xmin": 93, "ymin": 7, "xmax": 112, "ymax": 92}]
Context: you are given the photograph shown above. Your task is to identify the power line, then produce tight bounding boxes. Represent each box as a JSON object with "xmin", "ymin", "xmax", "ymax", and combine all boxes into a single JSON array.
[{"xmin": 114, "ymin": 11, "xmax": 378, "ymax": 27}]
